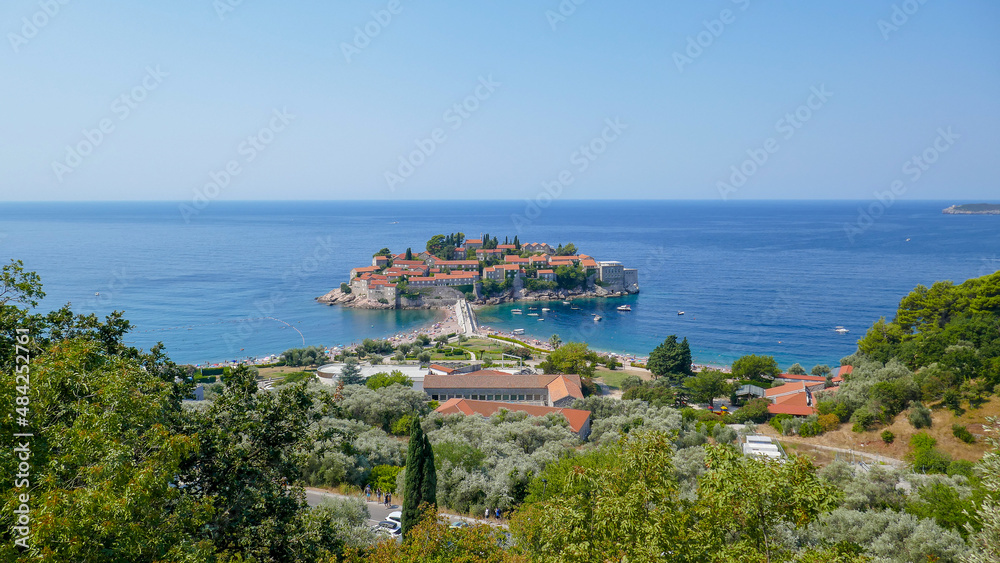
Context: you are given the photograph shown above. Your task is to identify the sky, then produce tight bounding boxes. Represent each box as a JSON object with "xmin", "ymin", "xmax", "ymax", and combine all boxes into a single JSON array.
[{"xmin": 1, "ymin": 0, "xmax": 998, "ymax": 202}]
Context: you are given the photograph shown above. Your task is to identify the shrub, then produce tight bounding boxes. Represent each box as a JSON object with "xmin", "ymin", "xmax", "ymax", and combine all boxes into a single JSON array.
[
  {"xmin": 377, "ymin": 297, "xmax": 389, "ymax": 304},
  {"xmin": 340, "ymin": 282, "xmax": 351, "ymax": 294},
  {"xmin": 881, "ymin": 430, "xmax": 895, "ymax": 444},
  {"xmin": 946, "ymin": 459, "xmax": 975, "ymax": 479},
  {"xmin": 390, "ymin": 414, "xmax": 414, "ymax": 436},
  {"xmin": 951, "ymin": 424, "xmax": 975, "ymax": 444},
  {"xmin": 909, "ymin": 432, "xmax": 951, "ymax": 474},
  {"xmin": 732, "ymin": 398, "xmax": 771, "ymax": 424},
  {"xmin": 851, "ymin": 408, "xmax": 876, "ymax": 433},
  {"xmin": 619, "ymin": 375, "xmax": 643, "ymax": 392},
  {"xmin": 817, "ymin": 413, "xmax": 840, "ymax": 433},
  {"xmin": 908, "ymin": 401, "xmax": 932, "ymax": 429},
  {"xmin": 369, "ymin": 465, "xmax": 403, "ymax": 492},
  {"xmin": 799, "ymin": 420, "xmax": 822, "ymax": 437},
  {"xmin": 770, "ymin": 413, "xmax": 793, "ymax": 433}
]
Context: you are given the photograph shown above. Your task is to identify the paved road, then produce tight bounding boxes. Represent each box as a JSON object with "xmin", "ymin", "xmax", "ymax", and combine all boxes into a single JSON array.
[{"xmin": 305, "ymin": 488, "xmax": 508, "ymax": 528}]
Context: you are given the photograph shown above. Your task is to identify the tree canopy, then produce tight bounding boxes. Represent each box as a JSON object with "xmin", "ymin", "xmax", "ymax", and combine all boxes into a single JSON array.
[
  {"xmin": 731, "ymin": 354, "xmax": 781, "ymax": 382},
  {"xmin": 647, "ymin": 335, "xmax": 693, "ymax": 383},
  {"xmin": 539, "ymin": 342, "xmax": 597, "ymax": 377}
]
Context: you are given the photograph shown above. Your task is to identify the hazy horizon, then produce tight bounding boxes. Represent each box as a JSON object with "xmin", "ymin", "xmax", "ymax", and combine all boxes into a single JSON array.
[{"xmin": 2, "ymin": 1, "xmax": 997, "ymax": 202}]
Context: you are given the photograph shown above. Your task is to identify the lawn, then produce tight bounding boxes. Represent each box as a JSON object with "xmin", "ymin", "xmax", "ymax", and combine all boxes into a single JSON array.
[{"xmin": 593, "ymin": 366, "xmax": 650, "ymax": 389}]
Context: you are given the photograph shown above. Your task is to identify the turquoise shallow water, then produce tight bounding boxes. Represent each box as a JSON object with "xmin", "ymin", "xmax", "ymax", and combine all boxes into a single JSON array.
[{"xmin": 2, "ymin": 200, "xmax": 997, "ymax": 367}]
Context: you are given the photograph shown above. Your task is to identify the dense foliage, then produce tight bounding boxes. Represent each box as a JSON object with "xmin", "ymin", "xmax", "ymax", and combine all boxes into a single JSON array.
[{"xmin": 647, "ymin": 335, "xmax": 693, "ymax": 382}]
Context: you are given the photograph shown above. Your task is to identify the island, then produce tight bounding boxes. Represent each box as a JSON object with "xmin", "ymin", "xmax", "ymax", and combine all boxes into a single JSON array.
[
  {"xmin": 942, "ymin": 203, "xmax": 1000, "ymax": 215},
  {"xmin": 317, "ymin": 232, "xmax": 639, "ymax": 309}
]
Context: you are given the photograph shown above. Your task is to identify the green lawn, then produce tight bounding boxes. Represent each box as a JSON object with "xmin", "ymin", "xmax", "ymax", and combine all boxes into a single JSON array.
[{"xmin": 594, "ymin": 367, "xmax": 634, "ymax": 389}]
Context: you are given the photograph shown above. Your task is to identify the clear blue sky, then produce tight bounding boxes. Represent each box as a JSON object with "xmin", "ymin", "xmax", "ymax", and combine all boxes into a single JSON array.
[{"xmin": 2, "ymin": 0, "xmax": 997, "ymax": 201}]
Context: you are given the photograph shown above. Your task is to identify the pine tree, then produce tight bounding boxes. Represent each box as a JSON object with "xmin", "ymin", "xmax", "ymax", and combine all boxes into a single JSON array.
[
  {"xmin": 405, "ymin": 247, "xmax": 413, "ymax": 261},
  {"xmin": 339, "ymin": 357, "xmax": 364, "ymax": 385},
  {"xmin": 679, "ymin": 337, "xmax": 693, "ymax": 376},
  {"xmin": 402, "ymin": 416, "xmax": 436, "ymax": 537},
  {"xmin": 514, "ymin": 235, "xmax": 520, "ymax": 250}
]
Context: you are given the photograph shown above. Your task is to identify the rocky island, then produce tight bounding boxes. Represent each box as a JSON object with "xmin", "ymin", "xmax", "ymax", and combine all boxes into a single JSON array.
[
  {"xmin": 942, "ymin": 203, "xmax": 1000, "ymax": 215},
  {"xmin": 317, "ymin": 232, "xmax": 639, "ymax": 310}
]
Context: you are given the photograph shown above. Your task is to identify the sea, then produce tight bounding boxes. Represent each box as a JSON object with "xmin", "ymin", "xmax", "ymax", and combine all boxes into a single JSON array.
[{"xmin": 2, "ymin": 200, "xmax": 997, "ymax": 369}]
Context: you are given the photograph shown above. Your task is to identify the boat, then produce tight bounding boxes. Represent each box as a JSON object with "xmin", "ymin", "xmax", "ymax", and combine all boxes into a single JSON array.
[
  {"xmin": 593, "ymin": 315, "xmax": 602, "ymax": 322},
  {"xmin": 94, "ymin": 292, "xmax": 100, "ymax": 296},
  {"xmin": 617, "ymin": 305, "xmax": 631, "ymax": 312},
  {"xmin": 562, "ymin": 301, "xmax": 571, "ymax": 305},
  {"xmin": 512, "ymin": 328, "xmax": 525, "ymax": 335},
  {"xmin": 677, "ymin": 311, "xmax": 685, "ymax": 316},
  {"xmin": 541, "ymin": 308, "xmax": 550, "ymax": 312},
  {"xmin": 834, "ymin": 326, "xmax": 849, "ymax": 334},
  {"xmin": 527, "ymin": 313, "xmax": 538, "ymax": 317},
  {"xmin": 571, "ymin": 305, "xmax": 580, "ymax": 310},
  {"xmin": 511, "ymin": 309, "xmax": 522, "ymax": 315},
  {"xmin": 537, "ymin": 318, "xmax": 544, "ymax": 321}
]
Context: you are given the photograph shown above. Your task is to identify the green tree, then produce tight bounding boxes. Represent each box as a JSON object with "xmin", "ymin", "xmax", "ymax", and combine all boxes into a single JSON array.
[
  {"xmin": 554, "ymin": 264, "xmax": 586, "ymax": 289},
  {"xmin": 647, "ymin": 335, "xmax": 693, "ymax": 382},
  {"xmin": 733, "ymin": 397, "xmax": 772, "ymax": 423},
  {"xmin": 684, "ymin": 369, "xmax": 731, "ymax": 406},
  {"xmin": 549, "ymin": 334, "xmax": 562, "ymax": 349},
  {"xmin": 402, "ymin": 417, "xmax": 436, "ymax": 537},
  {"xmin": 510, "ymin": 431, "xmax": 709, "ymax": 562},
  {"xmin": 339, "ymin": 357, "xmax": 364, "ymax": 385},
  {"xmin": 965, "ymin": 417, "xmax": 1000, "ymax": 562},
  {"xmin": 366, "ymin": 370, "xmax": 413, "ymax": 390},
  {"xmin": 787, "ymin": 362, "xmax": 807, "ymax": 375},
  {"xmin": 417, "ymin": 352, "xmax": 432, "ymax": 364},
  {"xmin": 811, "ymin": 364, "xmax": 832, "ymax": 377},
  {"xmin": 340, "ymin": 282, "xmax": 352, "ymax": 294},
  {"xmin": 555, "ymin": 243, "xmax": 578, "ymax": 256},
  {"xmin": 374, "ymin": 247, "xmax": 392, "ymax": 257},
  {"xmin": 698, "ymin": 444, "xmax": 839, "ymax": 563},
  {"xmin": 732, "ymin": 354, "xmax": 781, "ymax": 382},
  {"xmin": 539, "ymin": 342, "xmax": 596, "ymax": 377},
  {"xmin": 405, "ymin": 247, "xmax": 413, "ymax": 261}
]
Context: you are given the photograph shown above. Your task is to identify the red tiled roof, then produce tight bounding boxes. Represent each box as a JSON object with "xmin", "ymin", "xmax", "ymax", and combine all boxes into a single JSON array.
[
  {"xmin": 765, "ymin": 381, "xmax": 807, "ymax": 397},
  {"xmin": 466, "ymin": 239, "xmax": 483, "ymax": 244},
  {"xmin": 546, "ymin": 375, "xmax": 583, "ymax": 402},
  {"xmin": 767, "ymin": 403, "xmax": 816, "ymax": 416},
  {"xmin": 435, "ymin": 398, "xmax": 591, "ymax": 434},
  {"xmin": 424, "ymin": 371, "xmax": 580, "ymax": 392},
  {"xmin": 537, "ymin": 269, "xmax": 554, "ymax": 274},
  {"xmin": 429, "ymin": 364, "xmax": 455, "ymax": 374}
]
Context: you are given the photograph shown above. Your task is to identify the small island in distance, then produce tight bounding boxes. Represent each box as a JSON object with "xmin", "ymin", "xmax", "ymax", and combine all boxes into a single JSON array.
[{"xmin": 942, "ymin": 203, "xmax": 1000, "ymax": 215}]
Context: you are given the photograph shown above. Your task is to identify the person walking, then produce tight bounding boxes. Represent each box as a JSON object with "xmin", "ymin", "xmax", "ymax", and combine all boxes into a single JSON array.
[
  {"xmin": 386, "ymin": 493, "xmax": 391, "ymax": 507},
  {"xmin": 495, "ymin": 507, "xmax": 501, "ymax": 520},
  {"xmin": 485, "ymin": 508, "xmax": 490, "ymax": 520}
]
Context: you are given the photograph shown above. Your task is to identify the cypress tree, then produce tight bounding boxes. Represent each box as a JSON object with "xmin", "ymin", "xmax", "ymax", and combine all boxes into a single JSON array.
[
  {"xmin": 405, "ymin": 247, "xmax": 413, "ymax": 261},
  {"xmin": 402, "ymin": 416, "xmax": 436, "ymax": 537}
]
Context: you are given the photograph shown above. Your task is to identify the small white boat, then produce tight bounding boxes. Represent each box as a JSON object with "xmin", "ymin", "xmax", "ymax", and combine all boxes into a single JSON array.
[
  {"xmin": 512, "ymin": 328, "xmax": 525, "ymax": 335},
  {"xmin": 511, "ymin": 309, "xmax": 522, "ymax": 315},
  {"xmin": 617, "ymin": 305, "xmax": 631, "ymax": 312},
  {"xmin": 571, "ymin": 305, "xmax": 580, "ymax": 310},
  {"xmin": 677, "ymin": 311, "xmax": 685, "ymax": 316},
  {"xmin": 95, "ymin": 292, "xmax": 100, "ymax": 296},
  {"xmin": 527, "ymin": 313, "xmax": 538, "ymax": 317},
  {"xmin": 562, "ymin": 301, "xmax": 571, "ymax": 305},
  {"xmin": 541, "ymin": 308, "xmax": 550, "ymax": 312},
  {"xmin": 537, "ymin": 318, "xmax": 544, "ymax": 321},
  {"xmin": 834, "ymin": 326, "xmax": 849, "ymax": 334},
  {"xmin": 593, "ymin": 315, "xmax": 602, "ymax": 322}
]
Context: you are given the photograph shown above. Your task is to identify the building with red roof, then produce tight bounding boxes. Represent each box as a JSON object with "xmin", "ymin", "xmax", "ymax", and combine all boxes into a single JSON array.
[{"xmin": 436, "ymin": 398, "xmax": 591, "ymax": 438}]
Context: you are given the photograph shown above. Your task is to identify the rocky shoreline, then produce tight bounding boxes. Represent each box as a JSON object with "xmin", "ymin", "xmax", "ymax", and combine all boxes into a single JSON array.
[
  {"xmin": 317, "ymin": 285, "xmax": 634, "ymax": 310},
  {"xmin": 942, "ymin": 204, "xmax": 1000, "ymax": 215}
]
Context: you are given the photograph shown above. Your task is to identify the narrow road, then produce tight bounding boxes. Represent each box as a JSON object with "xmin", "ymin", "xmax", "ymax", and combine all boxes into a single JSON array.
[
  {"xmin": 772, "ymin": 435, "xmax": 905, "ymax": 467},
  {"xmin": 305, "ymin": 488, "xmax": 509, "ymax": 528}
]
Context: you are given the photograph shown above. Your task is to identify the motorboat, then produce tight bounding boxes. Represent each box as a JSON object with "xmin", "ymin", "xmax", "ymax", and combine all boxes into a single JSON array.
[
  {"xmin": 593, "ymin": 315, "xmax": 602, "ymax": 322},
  {"xmin": 511, "ymin": 309, "xmax": 522, "ymax": 315},
  {"xmin": 834, "ymin": 326, "xmax": 849, "ymax": 334},
  {"xmin": 527, "ymin": 313, "xmax": 538, "ymax": 317},
  {"xmin": 537, "ymin": 318, "xmax": 544, "ymax": 321},
  {"xmin": 571, "ymin": 305, "xmax": 580, "ymax": 310},
  {"xmin": 677, "ymin": 311, "xmax": 685, "ymax": 316},
  {"xmin": 617, "ymin": 305, "xmax": 631, "ymax": 312},
  {"xmin": 512, "ymin": 328, "xmax": 525, "ymax": 335},
  {"xmin": 562, "ymin": 301, "xmax": 571, "ymax": 305},
  {"xmin": 541, "ymin": 308, "xmax": 550, "ymax": 312}
]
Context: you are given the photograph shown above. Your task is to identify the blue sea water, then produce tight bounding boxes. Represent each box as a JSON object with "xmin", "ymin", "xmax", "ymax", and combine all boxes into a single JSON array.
[{"xmin": 1, "ymin": 200, "xmax": 997, "ymax": 368}]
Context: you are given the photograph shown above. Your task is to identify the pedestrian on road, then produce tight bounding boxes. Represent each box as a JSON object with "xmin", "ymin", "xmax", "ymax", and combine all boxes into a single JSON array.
[
  {"xmin": 386, "ymin": 493, "xmax": 391, "ymax": 507},
  {"xmin": 485, "ymin": 508, "xmax": 490, "ymax": 520},
  {"xmin": 495, "ymin": 508, "xmax": 501, "ymax": 520}
]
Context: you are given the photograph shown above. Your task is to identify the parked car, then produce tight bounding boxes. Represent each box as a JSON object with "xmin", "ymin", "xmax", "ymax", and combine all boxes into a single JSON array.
[
  {"xmin": 371, "ymin": 520, "xmax": 401, "ymax": 536},
  {"xmin": 448, "ymin": 520, "xmax": 470, "ymax": 529},
  {"xmin": 387, "ymin": 511, "xmax": 402, "ymax": 525}
]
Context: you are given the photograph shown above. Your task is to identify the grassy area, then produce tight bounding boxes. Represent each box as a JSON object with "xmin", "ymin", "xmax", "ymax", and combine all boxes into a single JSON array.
[
  {"xmin": 593, "ymin": 366, "xmax": 652, "ymax": 389},
  {"xmin": 767, "ymin": 394, "xmax": 1000, "ymax": 464}
]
